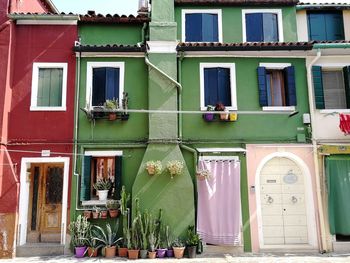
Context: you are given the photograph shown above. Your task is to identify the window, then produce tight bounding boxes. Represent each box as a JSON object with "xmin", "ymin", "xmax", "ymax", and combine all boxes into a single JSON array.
[
  {"xmin": 312, "ymin": 66, "xmax": 350, "ymax": 110},
  {"xmin": 199, "ymin": 63, "xmax": 236, "ymax": 110},
  {"xmin": 307, "ymin": 11, "xmax": 344, "ymax": 41},
  {"xmin": 30, "ymin": 63, "xmax": 67, "ymax": 111},
  {"xmin": 80, "ymin": 151, "xmax": 122, "ymax": 202},
  {"xmin": 257, "ymin": 63, "xmax": 296, "ymax": 109},
  {"xmin": 242, "ymin": 9, "xmax": 283, "ymax": 42},
  {"xmin": 182, "ymin": 9, "xmax": 222, "ymax": 42},
  {"xmin": 86, "ymin": 62, "xmax": 125, "ymax": 107}
]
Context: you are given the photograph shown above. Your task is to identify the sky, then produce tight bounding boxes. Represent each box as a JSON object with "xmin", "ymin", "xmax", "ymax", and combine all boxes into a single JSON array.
[{"xmin": 52, "ymin": 0, "xmax": 350, "ymax": 15}]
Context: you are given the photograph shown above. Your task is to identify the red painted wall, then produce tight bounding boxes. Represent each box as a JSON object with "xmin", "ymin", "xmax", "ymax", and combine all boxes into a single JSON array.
[{"xmin": 9, "ymin": 0, "xmax": 51, "ymax": 13}]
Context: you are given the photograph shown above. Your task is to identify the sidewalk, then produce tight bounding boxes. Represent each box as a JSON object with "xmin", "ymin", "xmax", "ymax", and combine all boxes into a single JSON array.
[{"xmin": 2, "ymin": 253, "xmax": 350, "ymax": 263}]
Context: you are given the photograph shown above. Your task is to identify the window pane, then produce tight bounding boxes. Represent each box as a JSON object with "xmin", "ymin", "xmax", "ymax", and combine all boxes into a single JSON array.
[
  {"xmin": 204, "ymin": 67, "xmax": 231, "ymax": 107},
  {"xmin": 92, "ymin": 67, "xmax": 120, "ymax": 106},
  {"xmin": 325, "ymin": 12, "xmax": 345, "ymax": 40},
  {"xmin": 267, "ymin": 70, "xmax": 285, "ymax": 106},
  {"xmin": 246, "ymin": 13, "xmax": 263, "ymax": 42},
  {"xmin": 263, "ymin": 13, "xmax": 279, "ymax": 42},
  {"xmin": 202, "ymin": 13, "xmax": 218, "ymax": 42},
  {"xmin": 186, "ymin": 13, "xmax": 218, "ymax": 42},
  {"xmin": 323, "ymin": 71, "xmax": 346, "ymax": 109},
  {"xmin": 37, "ymin": 68, "xmax": 63, "ymax": 107},
  {"xmin": 92, "ymin": 157, "xmax": 115, "ymax": 198}
]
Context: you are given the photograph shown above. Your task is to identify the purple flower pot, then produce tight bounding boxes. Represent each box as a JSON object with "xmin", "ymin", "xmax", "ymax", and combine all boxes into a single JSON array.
[
  {"xmin": 75, "ymin": 246, "xmax": 87, "ymax": 258},
  {"xmin": 166, "ymin": 248, "xmax": 174, "ymax": 257},
  {"xmin": 156, "ymin": 248, "xmax": 167, "ymax": 258},
  {"xmin": 203, "ymin": 113, "xmax": 214, "ymax": 121}
]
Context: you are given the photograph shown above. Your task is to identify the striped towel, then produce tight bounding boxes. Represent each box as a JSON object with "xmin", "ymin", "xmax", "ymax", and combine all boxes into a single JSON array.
[{"xmin": 339, "ymin": 113, "xmax": 350, "ymax": 135}]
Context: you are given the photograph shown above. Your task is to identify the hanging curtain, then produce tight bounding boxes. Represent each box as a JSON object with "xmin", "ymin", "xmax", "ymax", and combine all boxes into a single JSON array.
[
  {"xmin": 196, "ymin": 159, "xmax": 241, "ymax": 245},
  {"xmin": 326, "ymin": 155, "xmax": 350, "ymax": 235}
]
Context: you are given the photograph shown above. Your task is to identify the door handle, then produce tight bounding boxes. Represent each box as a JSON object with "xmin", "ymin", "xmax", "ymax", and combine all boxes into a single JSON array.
[
  {"xmin": 266, "ymin": 195, "xmax": 274, "ymax": 204},
  {"xmin": 291, "ymin": 196, "xmax": 298, "ymax": 204}
]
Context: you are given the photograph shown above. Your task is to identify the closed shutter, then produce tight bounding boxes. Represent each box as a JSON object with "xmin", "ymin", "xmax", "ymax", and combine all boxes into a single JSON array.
[
  {"xmin": 262, "ymin": 13, "xmax": 279, "ymax": 42},
  {"xmin": 114, "ymin": 156, "xmax": 122, "ymax": 199},
  {"xmin": 202, "ymin": 13, "xmax": 218, "ymax": 42},
  {"xmin": 308, "ymin": 13, "xmax": 326, "ymax": 41},
  {"xmin": 217, "ymin": 68, "xmax": 231, "ymax": 107},
  {"xmin": 246, "ymin": 13, "xmax": 263, "ymax": 42},
  {"xmin": 325, "ymin": 12, "xmax": 344, "ymax": 40},
  {"xmin": 284, "ymin": 66, "xmax": 297, "ymax": 106},
  {"xmin": 37, "ymin": 68, "xmax": 63, "ymax": 107},
  {"xmin": 80, "ymin": 156, "xmax": 91, "ymax": 201},
  {"xmin": 343, "ymin": 66, "xmax": 350, "ymax": 108},
  {"xmin": 257, "ymin": 67, "xmax": 268, "ymax": 106},
  {"xmin": 312, "ymin": 66, "xmax": 325, "ymax": 109},
  {"xmin": 92, "ymin": 68, "xmax": 107, "ymax": 106},
  {"xmin": 105, "ymin": 67, "xmax": 120, "ymax": 100},
  {"xmin": 185, "ymin": 13, "xmax": 202, "ymax": 41},
  {"xmin": 204, "ymin": 68, "xmax": 231, "ymax": 107}
]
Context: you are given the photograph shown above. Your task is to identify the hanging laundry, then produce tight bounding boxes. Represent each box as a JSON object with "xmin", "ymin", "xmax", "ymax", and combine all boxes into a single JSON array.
[{"xmin": 339, "ymin": 113, "xmax": 350, "ymax": 135}]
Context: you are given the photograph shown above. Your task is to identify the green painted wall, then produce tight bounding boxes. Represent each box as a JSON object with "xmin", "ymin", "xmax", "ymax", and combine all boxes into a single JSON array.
[
  {"xmin": 79, "ymin": 24, "xmax": 144, "ymax": 45},
  {"xmin": 175, "ymin": 6, "xmax": 298, "ymax": 42},
  {"xmin": 180, "ymin": 57, "xmax": 308, "ymax": 143}
]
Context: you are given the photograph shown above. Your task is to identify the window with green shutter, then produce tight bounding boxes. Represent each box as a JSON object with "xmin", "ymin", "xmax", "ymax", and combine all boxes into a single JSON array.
[{"xmin": 307, "ymin": 11, "xmax": 344, "ymax": 41}]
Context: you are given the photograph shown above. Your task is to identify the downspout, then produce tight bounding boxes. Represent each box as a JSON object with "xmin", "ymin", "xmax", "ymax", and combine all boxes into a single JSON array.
[
  {"xmin": 144, "ymin": 56, "xmax": 182, "ymax": 140},
  {"xmin": 306, "ymin": 49, "xmax": 326, "ymax": 252},
  {"xmin": 178, "ymin": 52, "xmax": 185, "ymax": 140}
]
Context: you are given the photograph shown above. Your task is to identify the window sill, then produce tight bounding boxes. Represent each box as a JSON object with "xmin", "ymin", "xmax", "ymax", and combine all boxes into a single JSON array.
[
  {"xmin": 80, "ymin": 107, "xmax": 130, "ymax": 121},
  {"xmin": 82, "ymin": 199, "xmax": 108, "ymax": 207},
  {"xmin": 262, "ymin": 106, "xmax": 296, "ymax": 112},
  {"xmin": 30, "ymin": 106, "xmax": 66, "ymax": 111},
  {"xmin": 319, "ymin": 109, "xmax": 350, "ymax": 114}
]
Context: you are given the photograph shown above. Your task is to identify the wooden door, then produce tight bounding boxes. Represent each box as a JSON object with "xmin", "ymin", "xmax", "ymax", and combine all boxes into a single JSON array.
[
  {"xmin": 27, "ymin": 163, "xmax": 63, "ymax": 243},
  {"xmin": 260, "ymin": 157, "xmax": 308, "ymax": 245}
]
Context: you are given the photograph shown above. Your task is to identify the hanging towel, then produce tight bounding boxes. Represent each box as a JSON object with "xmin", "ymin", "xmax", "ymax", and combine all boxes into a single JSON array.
[
  {"xmin": 339, "ymin": 113, "xmax": 350, "ymax": 135},
  {"xmin": 196, "ymin": 159, "xmax": 241, "ymax": 245}
]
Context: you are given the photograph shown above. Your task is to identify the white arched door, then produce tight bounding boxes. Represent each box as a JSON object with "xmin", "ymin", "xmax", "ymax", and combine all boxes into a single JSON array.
[{"xmin": 259, "ymin": 157, "xmax": 308, "ymax": 245}]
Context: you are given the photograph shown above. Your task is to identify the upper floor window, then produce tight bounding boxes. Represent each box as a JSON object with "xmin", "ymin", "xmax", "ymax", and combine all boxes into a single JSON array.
[
  {"xmin": 182, "ymin": 9, "xmax": 222, "ymax": 42},
  {"xmin": 86, "ymin": 62, "xmax": 125, "ymax": 108},
  {"xmin": 307, "ymin": 11, "xmax": 344, "ymax": 41},
  {"xmin": 257, "ymin": 63, "xmax": 296, "ymax": 110},
  {"xmin": 199, "ymin": 63, "xmax": 237, "ymax": 110},
  {"xmin": 312, "ymin": 66, "xmax": 350, "ymax": 110},
  {"xmin": 30, "ymin": 63, "xmax": 67, "ymax": 111},
  {"xmin": 243, "ymin": 9, "xmax": 283, "ymax": 42}
]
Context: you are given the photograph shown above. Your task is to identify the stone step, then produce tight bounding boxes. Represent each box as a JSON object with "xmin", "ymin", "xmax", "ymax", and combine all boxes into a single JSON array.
[
  {"xmin": 199, "ymin": 244, "xmax": 244, "ymax": 257},
  {"xmin": 16, "ymin": 243, "xmax": 65, "ymax": 257},
  {"xmin": 333, "ymin": 241, "xmax": 350, "ymax": 253}
]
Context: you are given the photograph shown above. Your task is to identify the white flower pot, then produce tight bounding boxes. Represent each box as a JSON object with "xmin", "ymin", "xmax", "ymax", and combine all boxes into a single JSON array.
[{"xmin": 97, "ymin": 190, "xmax": 109, "ymax": 201}]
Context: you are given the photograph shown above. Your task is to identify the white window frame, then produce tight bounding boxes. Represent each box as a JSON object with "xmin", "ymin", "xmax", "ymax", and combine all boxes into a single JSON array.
[
  {"xmin": 86, "ymin": 62, "xmax": 125, "ymax": 108},
  {"xmin": 259, "ymin": 62, "xmax": 295, "ymax": 111},
  {"xmin": 30, "ymin": 62, "xmax": 68, "ymax": 111},
  {"xmin": 199, "ymin": 63, "xmax": 237, "ymax": 111},
  {"xmin": 242, "ymin": 9, "xmax": 284, "ymax": 42},
  {"xmin": 182, "ymin": 9, "xmax": 223, "ymax": 42}
]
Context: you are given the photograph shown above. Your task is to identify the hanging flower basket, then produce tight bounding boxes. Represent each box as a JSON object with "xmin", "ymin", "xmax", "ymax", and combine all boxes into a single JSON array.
[
  {"xmin": 196, "ymin": 169, "xmax": 211, "ymax": 181},
  {"xmin": 166, "ymin": 160, "xmax": 184, "ymax": 179},
  {"xmin": 145, "ymin": 160, "xmax": 162, "ymax": 176}
]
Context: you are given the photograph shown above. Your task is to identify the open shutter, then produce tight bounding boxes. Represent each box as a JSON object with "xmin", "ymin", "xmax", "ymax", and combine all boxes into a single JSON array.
[
  {"xmin": 246, "ymin": 13, "xmax": 263, "ymax": 42},
  {"xmin": 284, "ymin": 66, "xmax": 297, "ymax": 106},
  {"xmin": 204, "ymin": 68, "xmax": 219, "ymax": 106},
  {"xmin": 257, "ymin": 67, "xmax": 268, "ymax": 107},
  {"xmin": 343, "ymin": 66, "xmax": 350, "ymax": 108},
  {"xmin": 326, "ymin": 12, "xmax": 344, "ymax": 40},
  {"xmin": 202, "ymin": 13, "xmax": 218, "ymax": 42},
  {"xmin": 80, "ymin": 156, "xmax": 91, "ymax": 201},
  {"xmin": 114, "ymin": 156, "xmax": 122, "ymax": 199},
  {"xmin": 217, "ymin": 68, "xmax": 231, "ymax": 107},
  {"xmin": 185, "ymin": 13, "xmax": 202, "ymax": 41},
  {"xmin": 312, "ymin": 66, "xmax": 325, "ymax": 109}
]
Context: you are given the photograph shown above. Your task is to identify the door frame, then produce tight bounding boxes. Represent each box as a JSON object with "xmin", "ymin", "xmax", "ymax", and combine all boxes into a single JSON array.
[
  {"xmin": 18, "ymin": 157, "xmax": 70, "ymax": 246},
  {"xmin": 255, "ymin": 152, "xmax": 318, "ymax": 249}
]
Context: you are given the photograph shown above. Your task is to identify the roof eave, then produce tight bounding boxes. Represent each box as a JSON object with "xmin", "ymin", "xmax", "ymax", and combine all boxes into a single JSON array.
[{"xmin": 8, "ymin": 13, "xmax": 80, "ymax": 21}]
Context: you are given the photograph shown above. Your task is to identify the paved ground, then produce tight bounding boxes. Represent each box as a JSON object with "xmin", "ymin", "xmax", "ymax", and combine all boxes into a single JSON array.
[{"xmin": 2, "ymin": 253, "xmax": 350, "ymax": 263}]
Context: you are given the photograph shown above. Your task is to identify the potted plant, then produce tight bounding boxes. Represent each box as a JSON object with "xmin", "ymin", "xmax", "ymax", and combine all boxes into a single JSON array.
[
  {"xmin": 145, "ymin": 160, "xmax": 162, "ymax": 176},
  {"xmin": 172, "ymin": 239, "xmax": 185, "ymax": 259},
  {"xmin": 203, "ymin": 105, "xmax": 215, "ymax": 121},
  {"xmin": 165, "ymin": 225, "xmax": 174, "ymax": 257},
  {"xmin": 186, "ymin": 225, "xmax": 201, "ymax": 258},
  {"xmin": 215, "ymin": 102, "xmax": 229, "ymax": 120},
  {"xmin": 138, "ymin": 210, "xmax": 150, "ymax": 259},
  {"xmin": 93, "ymin": 178, "xmax": 112, "ymax": 201},
  {"xmin": 69, "ymin": 215, "xmax": 90, "ymax": 258},
  {"xmin": 127, "ymin": 217, "xmax": 140, "ymax": 259},
  {"xmin": 83, "ymin": 209, "xmax": 92, "ymax": 219},
  {"xmin": 100, "ymin": 208, "xmax": 108, "ymax": 219},
  {"xmin": 196, "ymin": 168, "xmax": 211, "ymax": 181},
  {"xmin": 106, "ymin": 199, "xmax": 119, "ymax": 218},
  {"xmin": 121, "ymin": 91, "xmax": 129, "ymax": 121},
  {"xmin": 87, "ymin": 229, "xmax": 103, "ymax": 257},
  {"xmin": 91, "ymin": 222, "xmax": 122, "ymax": 258},
  {"xmin": 166, "ymin": 160, "xmax": 184, "ymax": 179},
  {"xmin": 148, "ymin": 231, "xmax": 157, "ymax": 259},
  {"xmin": 104, "ymin": 99, "xmax": 118, "ymax": 121},
  {"xmin": 118, "ymin": 185, "xmax": 130, "ymax": 257},
  {"xmin": 92, "ymin": 206, "xmax": 100, "ymax": 219}
]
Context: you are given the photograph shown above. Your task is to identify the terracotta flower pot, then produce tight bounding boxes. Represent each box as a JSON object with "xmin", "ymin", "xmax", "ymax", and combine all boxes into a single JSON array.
[
  {"xmin": 108, "ymin": 209, "xmax": 119, "ymax": 218},
  {"xmin": 105, "ymin": 246, "xmax": 116, "ymax": 258},
  {"xmin": 108, "ymin": 113, "xmax": 117, "ymax": 121},
  {"xmin": 100, "ymin": 210, "xmax": 108, "ymax": 219},
  {"xmin": 87, "ymin": 247, "xmax": 98, "ymax": 257},
  {"xmin": 118, "ymin": 247, "xmax": 128, "ymax": 257},
  {"xmin": 146, "ymin": 166, "xmax": 155, "ymax": 175},
  {"xmin": 148, "ymin": 251, "xmax": 156, "ymax": 259},
  {"xmin": 173, "ymin": 247, "xmax": 185, "ymax": 259},
  {"xmin": 128, "ymin": 249, "xmax": 139, "ymax": 259},
  {"xmin": 92, "ymin": 211, "xmax": 99, "ymax": 219},
  {"xmin": 83, "ymin": 210, "xmax": 91, "ymax": 219}
]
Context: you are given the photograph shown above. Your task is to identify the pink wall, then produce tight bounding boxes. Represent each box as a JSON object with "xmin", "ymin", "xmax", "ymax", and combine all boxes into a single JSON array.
[
  {"xmin": 9, "ymin": 0, "xmax": 51, "ymax": 13},
  {"xmin": 246, "ymin": 144, "xmax": 319, "ymax": 252}
]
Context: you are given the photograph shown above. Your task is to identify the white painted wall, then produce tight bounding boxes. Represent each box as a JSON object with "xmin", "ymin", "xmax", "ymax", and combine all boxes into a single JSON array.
[
  {"xmin": 296, "ymin": 10, "xmax": 308, "ymax": 41},
  {"xmin": 344, "ymin": 10, "xmax": 350, "ymax": 41}
]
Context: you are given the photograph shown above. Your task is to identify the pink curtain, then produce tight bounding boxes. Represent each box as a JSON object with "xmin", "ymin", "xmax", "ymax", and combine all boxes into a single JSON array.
[{"xmin": 197, "ymin": 159, "xmax": 241, "ymax": 245}]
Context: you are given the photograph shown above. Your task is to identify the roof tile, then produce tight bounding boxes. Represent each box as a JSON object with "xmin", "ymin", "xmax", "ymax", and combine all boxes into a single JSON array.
[{"xmin": 175, "ymin": 0, "xmax": 299, "ymax": 6}]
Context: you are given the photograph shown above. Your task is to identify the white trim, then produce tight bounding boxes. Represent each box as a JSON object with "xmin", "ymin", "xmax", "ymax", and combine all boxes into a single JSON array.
[
  {"xmin": 78, "ymin": 52, "xmax": 145, "ymax": 58},
  {"xmin": 314, "ymin": 63, "xmax": 350, "ymax": 68},
  {"xmin": 259, "ymin": 63, "xmax": 291, "ymax": 69},
  {"xmin": 296, "ymin": 10, "xmax": 309, "ymax": 42},
  {"xmin": 182, "ymin": 9, "xmax": 223, "ymax": 42},
  {"xmin": 86, "ymin": 62, "xmax": 125, "ymax": 108},
  {"xmin": 18, "ymin": 157, "xmax": 70, "ymax": 246},
  {"xmin": 147, "ymin": 41, "xmax": 178, "ymax": 53},
  {"xmin": 319, "ymin": 109, "xmax": 350, "ymax": 114},
  {"xmin": 242, "ymin": 9, "xmax": 284, "ymax": 42},
  {"xmin": 16, "ymin": 20, "xmax": 77, "ymax": 25},
  {"xmin": 30, "ymin": 63, "xmax": 68, "ymax": 111},
  {"xmin": 199, "ymin": 63, "xmax": 237, "ymax": 111},
  {"xmin": 84, "ymin": 150, "xmax": 123, "ymax": 157},
  {"xmin": 262, "ymin": 106, "xmax": 296, "ymax": 112},
  {"xmin": 255, "ymin": 152, "xmax": 318, "ymax": 250},
  {"xmin": 197, "ymin": 148, "xmax": 246, "ymax": 153}
]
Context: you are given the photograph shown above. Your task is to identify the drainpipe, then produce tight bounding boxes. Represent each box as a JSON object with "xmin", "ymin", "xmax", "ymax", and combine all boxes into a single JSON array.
[
  {"xmin": 178, "ymin": 52, "xmax": 185, "ymax": 141},
  {"xmin": 306, "ymin": 49, "xmax": 327, "ymax": 252},
  {"xmin": 144, "ymin": 56, "xmax": 182, "ymax": 140},
  {"xmin": 73, "ymin": 47, "xmax": 81, "ymax": 178}
]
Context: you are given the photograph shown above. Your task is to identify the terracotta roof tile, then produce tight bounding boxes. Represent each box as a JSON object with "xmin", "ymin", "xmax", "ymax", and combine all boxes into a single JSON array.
[
  {"xmin": 175, "ymin": 0, "xmax": 299, "ymax": 6},
  {"xmin": 297, "ymin": 2, "xmax": 350, "ymax": 9},
  {"xmin": 73, "ymin": 44, "xmax": 146, "ymax": 52},
  {"xmin": 79, "ymin": 13, "xmax": 150, "ymax": 24}
]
